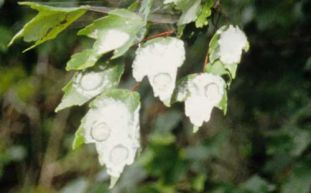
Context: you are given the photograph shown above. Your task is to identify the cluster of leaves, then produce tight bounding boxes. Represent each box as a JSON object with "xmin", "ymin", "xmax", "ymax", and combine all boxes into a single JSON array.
[
  {"xmin": 8, "ymin": 0, "xmax": 251, "ymax": 187},
  {"xmin": 3, "ymin": 0, "xmax": 310, "ymax": 192}
]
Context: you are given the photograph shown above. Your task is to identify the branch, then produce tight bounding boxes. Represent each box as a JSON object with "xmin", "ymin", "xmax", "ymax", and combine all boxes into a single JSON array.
[{"xmin": 87, "ymin": 6, "xmax": 178, "ymax": 24}]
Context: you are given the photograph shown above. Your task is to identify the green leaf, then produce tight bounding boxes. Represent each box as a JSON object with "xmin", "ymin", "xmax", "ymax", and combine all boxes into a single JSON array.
[
  {"xmin": 128, "ymin": 1, "xmax": 140, "ymax": 12},
  {"xmin": 226, "ymin": 62, "xmax": 238, "ymax": 79},
  {"xmin": 68, "ymin": 9, "xmax": 145, "ymax": 70},
  {"xmin": 9, "ymin": 2, "xmax": 87, "ymax": 52},
  {"xmin": 205, "ymin": 61, "xmax": 228, "ymax": 76},
  {"xmin": 165, "ymin": 0, "xmax": 202, "ymax": 25},
  {"xmin": 208, "ymin": 25, "xmax": 248, "ymax": 80},
  {"xmin": 281, "ymin": 163, "xmax": 311, "ymax": 193},
  {"xmin": 241, "ymin": 175, "xmax": 275, "ymax": 193},
  {"xmin": 0, "ymin": 26, "xmax": 12, "ymax": 52},
  {"xmin": 192, "ymin": 175, "xmax": 206, "ymax": 192},
  {"xmin": 56, "ymin": 61, "xmax": 124, "ymax": 112},
  {"xmin": 109, "ymin": 176, "xmax": 119, "ymax": 189},
  {"xmin": 66, "ymin": 49, "xmax": 98, "ymax": 71},
  {"xmin": 208, "ymin": 26, "xmax": 227, "ymax": 63},
  {"xmin": 79, "ymin": 9, "xmax": 145, "ymax": 51},
  {"xmin": 195, "ymin": 0, "xmax": 213, "ymax": 28},
  {"xmin": 78, "ymin": 14, "xmax": 134, "ymax": 39},
  {"xmin": 90, "ymin": 89, "xmax": 141, "ymax": 113},
  {"xmin": 139, "ymin": 0, "xmax": 154, "ymax": 22},
  {"xmin": 216, "ymin": 88, "xmax": 228, "ymax": 115},
  {"xmin": 178, "ymin": 0, "xmax": 202, "ymax": 25},
  {"xmin": 73, "ymin": 89, "xmax": 140, "ymax": 157},
  {"xmin": 290, "ymin": 129, "xmax": 310, "ymax": 156},
  {"xmin": 72, "ymin": 126, "xmax": 85, "ymax": 150},
  {"xmin": 163, "ymin": 0, "xmax": 179, "ymax": 4},
  {"xmin": 55, "ymin": 81, "xmax": 88, "ymax": 112}
]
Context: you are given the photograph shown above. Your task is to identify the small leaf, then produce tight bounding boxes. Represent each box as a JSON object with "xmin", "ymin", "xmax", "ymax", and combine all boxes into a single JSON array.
[
  {"xmin": 281, "ymin": 163, "xmax": 311, "ymax": 193},
  {"xmin": 69, "ymin": 9, "xmax": 146, "ymax": 70},
  {"xmin": 226, "ymin": 62, "xmax": 238, "ymax": 79},
  {"xmin": 208, "ymin": 25, "xmax": 249, "ymax": 79},
  {"xmin": 55, "ymin": 81, "xmax": 89, "ymax": 112},
  {"xmin": 204, "ymin": 60, "xmax": 228, "ymax": 76},
  {"xmin": 56, "ymin": 61, "xmax": 124, "ymax": 112},
  {"xmin": 66, "ymin": 49, "xmax": 98, "ymax": 71},
  {"xmin": 109, "ymin": 176, "xmax": 119, "ymax": 189},
  {"xmin": 174, "ymin": 73, "xmax": 226, "ymax": 128},
  {"xmin": 91, "ymin": 89, "xmax": 141, "ymax": 112},
  {"xmin": 193, "ymin": 126, "xmax": 199, "ymax": 133},
  {"xmin": 195, "ymin": 0, "xmax": 213, "ymax": 28},
  {"xmin": 208, "ymin": 26, "xmax": 226, "ymax": 63},
  {"xmin": 139, "ymin": 0, "xmax": 154, "ymax": 22},
  {"xmin": 216, "ymin": 88, "xmax": 228, "ymax": 115},
  {"xmin": 178, "ymin": 0, "xmax": 201, "ymax": 25},
  {"xmin": 0, "ymin": 26, "xmax": 12, "ymax": 52},
  {"xmin": 9, "ymin": 2, "xmax": 87, "ymax": 51},
  {"xmin": 241, "ymin": 175, "xmax": 275, "ymax": 193},
  {"xmin": 72, "ymin": 126, "xmax": 85, "ymax": 150},
  {"xmin": 165, "ymin": 0, "xmax": 202, "ymax": 25}
]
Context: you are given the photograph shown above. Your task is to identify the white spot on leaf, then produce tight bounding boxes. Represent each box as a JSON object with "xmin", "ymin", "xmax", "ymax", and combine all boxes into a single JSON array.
[
  {"xmin": 96, "ymin": 29, "xmax": 130, "ymax": 54},
  {"xmin": 182, "ymin": 74, "xmax": 225, "ymax": 127},
  {"xmin": 109, "ymin": 145, "xmax": 129, "ymax": 165},
  {"xmin": 132, "ymin": 37, "xmax": 185, "ymax": 105},
  {"xmin": 73, "ymin": 71, "xmax": 107, "ymax": 97},
  {"xmin": 218, "ymin": 25, "xmax": 248, "ymax": 64},
  {"xmin": 90, "ymin": 122, "xmax": 111, "ymax": 142},
  {"xmin": 152, "ymin": 73, "xmax": 172, "ymax": 92},
  {"xmin": 82, "ymin": 98, "xmax": 140, "ymax": 178},
  {"xmin": 79, "ymin": 73, "xmax": 103, "ymax": 91}
]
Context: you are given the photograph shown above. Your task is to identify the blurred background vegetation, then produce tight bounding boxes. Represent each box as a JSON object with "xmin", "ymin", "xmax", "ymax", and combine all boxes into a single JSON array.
[{"xmin": 0, "ymin": 0, "xmax": 311, "ymax": 192}]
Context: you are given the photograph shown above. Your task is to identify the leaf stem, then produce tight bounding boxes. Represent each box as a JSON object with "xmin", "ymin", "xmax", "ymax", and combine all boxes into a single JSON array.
[{"xmin": 203, "ymin": 49, "xmax": 209, "ymax": 72}]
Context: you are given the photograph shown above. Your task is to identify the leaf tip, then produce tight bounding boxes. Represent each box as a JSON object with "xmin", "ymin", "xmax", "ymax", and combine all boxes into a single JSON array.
[
  {"xmin": 193, "ymin": 126, "xmax": 200, "ymax": 133},
  {"xmin": 109, "ymin": 176, "xmax": 119, "ymax": 189}
]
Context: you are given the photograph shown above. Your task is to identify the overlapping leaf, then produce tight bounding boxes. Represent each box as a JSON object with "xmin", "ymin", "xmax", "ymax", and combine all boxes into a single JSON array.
[
  {"xmin": 164, "ymin": 0, "xmax": 203, "ymax": 26},
  {"xmin": 9, "ymin": 2, "xmax": 88, "ymax": 52},
  {"xmin": 66, "ymin": 9, "xmax": 146, "ymax": 71},
  {"xmin": 174, "ymin": 73, "xmax": 226, "ymax": 129},
  {"xmin": 205, "ymin": 25, "xmax": 249, "ymax": 79},
  {"xmin": 195, "ymin": 0, "xmax": 213, "ymax": 28},
  {"xmin": 132, "ymin": 37, "xmax": 185, "ymax": 106},
  {"xmin": 55, "ymin": 61, "xmax": 124, "ymax": 112},
  {"xmin": 73, "ymin": 89, "xmax": 141, "ymax": 187}
]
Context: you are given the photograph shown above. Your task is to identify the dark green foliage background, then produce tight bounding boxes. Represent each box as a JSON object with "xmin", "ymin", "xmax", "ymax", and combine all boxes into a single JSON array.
[{"xmin": 0, "ymin": 0, "xmax": 310, "ymax": 192}]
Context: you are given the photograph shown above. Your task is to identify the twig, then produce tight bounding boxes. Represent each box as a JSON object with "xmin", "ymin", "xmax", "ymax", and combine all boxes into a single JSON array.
[
  {"xmin": 131, "ymin": 82, "xmax": 142, "ymax": 91},
  {"xmin": 143, "ymin": 30, "xmax": 175, "ymax": 41},
  {"xmin": 87, "ymin": 6, "xmax": 178, "ymax": 24}
]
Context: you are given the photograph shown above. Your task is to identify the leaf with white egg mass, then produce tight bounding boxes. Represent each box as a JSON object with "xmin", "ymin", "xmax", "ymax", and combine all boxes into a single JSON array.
[
  {"xmin": 174, "ymin": 73, "xmax": 226, "ymax": 129},
  {"xmin": 74, "ymin": 89, "xmax": 141, "ymax": 187},
  {"xmin": 55, "ymin": 61, "xmax": 124, "ymax": 112},
  {"xmin": 132, "ymin": 37, "xmax": 185, "ymax": 106},
  {"xmin": 9, "ymin": 2, "xmax": 87, "ymax": 52},
  {"xmin": 207, "ymin": 25, "xmax": 249, "ymax": 79},
  {"xmin": 66, "ymin": 9, "xmax": 146, "ymax": 71}
]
